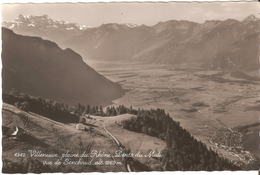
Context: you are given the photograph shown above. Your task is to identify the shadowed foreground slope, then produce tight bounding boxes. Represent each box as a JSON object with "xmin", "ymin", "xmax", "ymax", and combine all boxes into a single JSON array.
[{"xmin": 2, "ymin": 27, "xmax": 124, "ymax": 106}]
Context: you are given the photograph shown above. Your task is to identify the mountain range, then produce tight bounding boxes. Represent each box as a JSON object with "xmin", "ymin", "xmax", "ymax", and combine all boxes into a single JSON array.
[
  {"xmin": 2, "ymin": 27, "xmax": 124, "ymax": 106},
  {"xmin": 2, "ymin": 14, "xmax": 90, "ymax": 44},
  {"xmin": 61, "ymin": 15, "xmax": 259, "ymax": 71},
  {"xmin": 2, "ymin": 14, "xmax": 260, "ymax": 71}
]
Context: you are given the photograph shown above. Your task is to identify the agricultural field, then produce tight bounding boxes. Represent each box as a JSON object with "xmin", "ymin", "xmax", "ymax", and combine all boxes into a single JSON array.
[{"xmin": 87, "ymin": 60, "xmax": 260, "ymax": 162}]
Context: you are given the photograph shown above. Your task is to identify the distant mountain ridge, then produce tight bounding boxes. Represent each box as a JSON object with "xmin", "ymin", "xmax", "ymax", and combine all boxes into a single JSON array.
[
  {"xmin": 3, "ymin": 14, "xmax": 260, "ymax": 71},
  {"xmin": 2, "ymin": 27, "xmax": 124, "ymax": 106},
  {"xmin": 60, "ymin": 14, "xmax": 259, "ymax": 71},
  {"xmin": 2, "ymin": 14, "xmax": 91, "ymax": 44}
]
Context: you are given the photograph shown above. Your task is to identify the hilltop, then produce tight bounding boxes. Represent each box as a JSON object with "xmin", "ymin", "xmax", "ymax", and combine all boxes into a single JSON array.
[{"xmin": 2, "ymin": 27, "xmax": 124, "ymax": 106}]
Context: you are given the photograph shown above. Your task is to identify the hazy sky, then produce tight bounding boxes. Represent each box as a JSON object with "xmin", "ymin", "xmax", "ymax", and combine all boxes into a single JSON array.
[{"xmin": 1, "ymin": 2, "xmax": 260, "ymax": 27}]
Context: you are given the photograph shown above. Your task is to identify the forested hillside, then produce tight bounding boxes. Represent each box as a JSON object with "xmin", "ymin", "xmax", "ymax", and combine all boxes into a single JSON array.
[{"xmin": 121, "ymin": 109, "xmax": 240, "ymax": 171}]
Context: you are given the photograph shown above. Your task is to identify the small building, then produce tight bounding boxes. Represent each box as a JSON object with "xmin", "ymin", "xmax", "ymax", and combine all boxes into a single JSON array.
[{"xmin": 76, "ymin": 123, "xmax": 87, "ymax": 131}]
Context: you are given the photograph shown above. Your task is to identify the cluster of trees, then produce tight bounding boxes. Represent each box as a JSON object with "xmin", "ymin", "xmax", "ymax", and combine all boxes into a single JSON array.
[
  {"xmin": 74, "ymin": 103, "xmax": 138, "ymax": 117},
  {"xmin": 121, "ymin": 108, "xmax": 240, "ymax": 171},
  {"xmin": 121, "ymin": 108, "xmax": 168, "ymax": 138},
  {"xmin": 3, "ymin": 88, "xmax": 137, "ymax": 124},
  {"xmin": 3, "ymin": 88, "xmax": 138, "ymax": 123},
  {"xmin": 3, "ymin": 89, "xmax": 79, "ymax": 123},
  {"xmin": 106, "ymin": 105, "xmax": 137, "ymax": 116},
  {"xmin": 73, "ymin": 103, "xmax": 105, "ymax": 116}
]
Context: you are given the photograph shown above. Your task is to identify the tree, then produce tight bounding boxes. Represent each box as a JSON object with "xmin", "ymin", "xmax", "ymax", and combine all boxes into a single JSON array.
[
  {"xmin": 142, "ymin": 125, "xmax": 148, "ymax": 134},
  {"xmin": 112, "ymin": 107, "xmax": 117, "ymax": 116},
  {"xmin": 99, "ymin": 106, "xmax": 103, "ymax": 113},
  {"xmin": 14, "ymin": 102, "xmax": 21, "ymax": 108},
  {"xmin": 95, "ymin": 106, "xmax": 99, "ymax": 113},
  {"xmin": 106, "ymin": 106, "xmax": 111, "ymax": 116},
  {"xmin": 80, "ymin": 105, "xmax": 85, "ymax": 115},
  {"xmin": 19, "ymin": 92, "xmax": 29, "ymax": 102},
  {"xmin": 20, "ymin": 102, "xmax": 30, "ymax": 112},
  {"xmin": 86, "ymin": 104, "xmax": 90, "ymax": 114},
  {"xmin": 78, "ymin": 103, "xmax": 82, "ymax": 110},
  {"xmin": 10, "ymin": 88, "xmax": 20, "ymax": 96},
  {"xmin": 92, "ymin": 106, "xmax": 96, "ymax": 114}
]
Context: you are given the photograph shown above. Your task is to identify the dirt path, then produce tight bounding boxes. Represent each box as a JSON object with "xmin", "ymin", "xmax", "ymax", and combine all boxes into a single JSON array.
[
  {"xmin": 99, "ymin": 121, "xmax": 131, "ymax": 172},
  {"xmin": 126, "ymin": 92, "xmax": 132, "ymax": 107}
]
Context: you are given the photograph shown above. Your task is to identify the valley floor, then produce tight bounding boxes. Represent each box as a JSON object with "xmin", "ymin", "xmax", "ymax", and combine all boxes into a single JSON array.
[
  {"xmin": 2, "ymin": 60, "xmax": 259, "ymax": 172},
  {"xmin": 86, "ymin": 60, "xmax": 260, "ymax": 163}
]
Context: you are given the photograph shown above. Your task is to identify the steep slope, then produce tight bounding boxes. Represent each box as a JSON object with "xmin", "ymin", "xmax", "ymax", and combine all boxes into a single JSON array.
[
  {"xmin": 2, "ymin": 27, "xmax": 124, "ymax": 106},
  {"xmin": 2, "ymin": 103, "xmax": 125, "ymax": 173},
  {"xmin": 61, "ymin": 15, "xmax": 259, "ymax": 71},
  {"xmin": 210, "ymin": 32, "xmax": 260, "ymax": 71},
  {"xmin": 60, "ymin": 23, "xmax": 152, "ymax": 61},
  {"xmin": 2, "ymin": 14, "xmax": 89, "ymax": 45}
]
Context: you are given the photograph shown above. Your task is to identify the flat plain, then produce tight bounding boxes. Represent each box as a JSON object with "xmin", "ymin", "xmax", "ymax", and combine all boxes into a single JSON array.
[{"xmin": 87, "ymin": 60, "xmax": 260, "ymax": 163}]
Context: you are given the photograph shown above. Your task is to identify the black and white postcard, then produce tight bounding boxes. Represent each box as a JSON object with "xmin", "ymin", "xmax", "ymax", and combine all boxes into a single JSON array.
[{"xmin": 1, "ymin": 1, "xmax": 260, "ymax": 174}]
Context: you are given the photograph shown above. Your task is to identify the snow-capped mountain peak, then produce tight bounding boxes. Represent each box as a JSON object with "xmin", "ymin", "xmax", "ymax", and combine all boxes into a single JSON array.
[
  {"xmin": 122, "ymin": 23, "xmax": 138, "ymax": 28},
  {"xmin": 242, "ymin": 14, "xmax": 259, "ymax": 23},
  {"xmin": 3, "ymin": 14, "xmax": 90, "ymax": 31},
  {"xmin": 2, "ymin": 14, "xmax": 93, "ymax": 44}
]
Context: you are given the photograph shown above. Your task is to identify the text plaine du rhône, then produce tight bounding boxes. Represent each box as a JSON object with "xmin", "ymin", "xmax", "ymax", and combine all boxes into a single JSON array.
[{"xmin": 28, "ymin": 150, "xmax": 162, "ymax": 159}]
